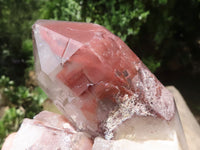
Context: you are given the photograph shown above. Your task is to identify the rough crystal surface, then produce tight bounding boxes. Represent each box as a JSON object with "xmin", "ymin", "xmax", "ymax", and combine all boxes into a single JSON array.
[
  {"xmin": 7, "ymin": 111, "xmax": 92, "ymax": 150},
  {"xmin": 33, "ymin": 20, "xmax": 175, "ymax": 138},
  {"xmin": 92, "ymin": 136, "xmax": 181, "ymax": 150}
]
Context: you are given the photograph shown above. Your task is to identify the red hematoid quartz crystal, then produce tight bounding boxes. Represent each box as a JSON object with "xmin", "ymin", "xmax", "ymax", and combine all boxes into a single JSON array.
[{"xmin": 32, "ymin": 20, "xmax": 175, "ymax": 138}]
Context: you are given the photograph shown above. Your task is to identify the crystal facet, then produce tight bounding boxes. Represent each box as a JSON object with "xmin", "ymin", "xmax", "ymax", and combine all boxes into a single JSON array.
[
  {"xmin": 6, "ymin": 111, "xmax": 92, "ymax": 150},
  {"xmin": 32, "ymin": 20, "xmax": 188, "ymax": 149}
]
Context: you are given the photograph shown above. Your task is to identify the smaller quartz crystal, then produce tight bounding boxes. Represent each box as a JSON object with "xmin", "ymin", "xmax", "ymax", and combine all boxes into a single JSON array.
[{"xmin": 6, "ymin": 111, "xmax": 92, "ymax": 150}]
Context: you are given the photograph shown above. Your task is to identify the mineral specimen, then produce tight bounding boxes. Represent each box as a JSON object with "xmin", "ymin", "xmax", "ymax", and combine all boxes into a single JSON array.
[
  {"xmin": 33, "ymin": 20, "xmax": 174, "ymax": 134},
  {"xmin": 32, "ymin": 20, "xmax": 188, "ymax": 150},
  {"xmin": 3, "ymin": 111, "xmax": 92, "ymax": 150}
]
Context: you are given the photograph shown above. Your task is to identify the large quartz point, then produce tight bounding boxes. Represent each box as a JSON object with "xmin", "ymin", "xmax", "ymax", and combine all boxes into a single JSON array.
[
  {"xmin": 4, "ymin": 111, "xmax": 92, "ymax": 150},
  {"xmin": 32, "ymin": 20, "xmax": 188, "ymax": 149}
]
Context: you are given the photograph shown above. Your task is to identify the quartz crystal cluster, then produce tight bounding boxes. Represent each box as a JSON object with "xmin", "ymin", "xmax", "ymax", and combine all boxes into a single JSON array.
[{"xmin": 13, "ymin": 20, "xmax": 188, "ymax": 150}]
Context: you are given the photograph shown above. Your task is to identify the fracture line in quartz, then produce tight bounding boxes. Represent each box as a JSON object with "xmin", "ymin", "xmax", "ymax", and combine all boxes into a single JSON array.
[
  {"xmin": 61, "ymin": 38, "xmax": 70, "ymax": 64},
  {"xmin": 87, "ymin": 35, "xmax": 105, "ymax": 64},
  {"xmin": 63, "ymin": 39, "xmax": 83, "ymax": 64}
]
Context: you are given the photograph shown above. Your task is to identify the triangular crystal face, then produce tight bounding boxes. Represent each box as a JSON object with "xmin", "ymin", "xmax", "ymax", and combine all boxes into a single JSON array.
[{"xmin": 33, "ymin": 20, "xmax": 188, "ymax": 150}]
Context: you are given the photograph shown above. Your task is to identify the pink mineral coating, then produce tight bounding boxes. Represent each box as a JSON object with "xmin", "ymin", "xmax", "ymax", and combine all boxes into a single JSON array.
[
  {"xmin": 32, "ymin": 20, "xmax": 175, "ymax": 137},
  {"xmin": 4, "ymin": 111, "xmax": 93, "ymax": 150},
  {"xmin": 34, "ymin": 110, "xmax": 77, "ymax": 133},
  {"xmin": 2, "ymin": 133, "xmax": 17, "ymax": 150}
]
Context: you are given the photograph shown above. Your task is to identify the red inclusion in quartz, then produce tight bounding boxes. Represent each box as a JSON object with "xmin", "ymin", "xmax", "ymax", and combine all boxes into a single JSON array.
[{"xmin": 33, "ymin": 20, "xmax": 175, "ymax": 136}]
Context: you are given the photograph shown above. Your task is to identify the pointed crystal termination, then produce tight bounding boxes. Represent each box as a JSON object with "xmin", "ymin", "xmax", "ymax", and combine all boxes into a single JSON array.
[{"xmin": 32, "ymin": 20, "xmax": 187, "ymax": 149}]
